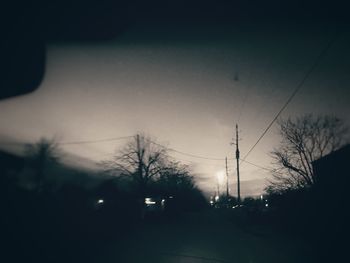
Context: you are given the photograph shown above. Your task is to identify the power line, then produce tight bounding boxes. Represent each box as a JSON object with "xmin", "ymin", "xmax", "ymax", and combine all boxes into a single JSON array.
[
  {"xmin": 0, "ymin": 135, "xmax": 273, "ymax": 172},
  {"xmin": 83, "ymin": 137, "xmax": 230, "ymax": 165},
  {"xmin": 168, "ymin": 148, "xmax": 225, "ymax": 161},
  {"xmin": 240, "ymin": 159, "xmax": 275, "ymax": 172},
  {"xmin": 95, "ymin": 150, "xmax": 234, "ymax": 168},
  {"xmin": 1, "ymin": 133, "xmax": 274, "ymax": 171},
  {"xmin": 54, "ymin": 135, "xmax": 230, "ymax": 163},
  {"xmin": 59, "ymin": 135, "xmax": 133, "ymax": 145},
  {"xmin": 241, "ymin": 34, "xmax": 339, "ymax": 163},
  {"xmin": 147, "ymin": 139, "xmax": 226, "ymax": 161},
  {"xmin": 174, "ymin": 157, "xmax": 235, "ymax": 168},
  {"xmin": 0, "ymin": 136, "xmax": 261, "ymax": 172}
]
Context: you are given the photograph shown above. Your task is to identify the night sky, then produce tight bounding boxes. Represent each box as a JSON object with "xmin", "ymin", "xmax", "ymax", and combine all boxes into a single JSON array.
[{"xmin": 1, "ymin": 1, "xmax": 349, "ymax": 196}]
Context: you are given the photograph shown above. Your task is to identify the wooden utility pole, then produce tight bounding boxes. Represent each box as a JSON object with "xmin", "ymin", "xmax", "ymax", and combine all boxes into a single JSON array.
[{"xmin": 235, "ymin": 124, "xmax": 241, "ymax": 204}]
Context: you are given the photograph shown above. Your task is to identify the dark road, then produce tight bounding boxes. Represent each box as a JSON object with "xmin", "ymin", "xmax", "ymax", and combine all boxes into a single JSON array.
[{"xmin": 90, "ymin": 211, "xmax": 314, "ymax": 263}]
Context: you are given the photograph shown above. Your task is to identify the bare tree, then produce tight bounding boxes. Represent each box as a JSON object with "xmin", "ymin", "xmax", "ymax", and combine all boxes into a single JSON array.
[
  {"xmin": 102, "ymin": 134, "xmax": 167, "ymax": 196},
  {"xmin": 267, "ymin": 114, "xmax": 348, "ymax": 194},
  {"xmin": 156, "ymin": 161, "xmax": 195, "ymax": 193},
  {"xmin": 25, "ymin": 137, "xmax": 60, "ymax": 192}
]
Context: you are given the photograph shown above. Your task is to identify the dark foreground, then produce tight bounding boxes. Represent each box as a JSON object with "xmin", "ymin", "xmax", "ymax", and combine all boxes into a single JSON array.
[
  {"xmin": 4, "ymin": 208, "xmax": 341, "ymax": 263},
  {"xmin": 96, "ymin": 210, "xmax": 315, "ymax": 263}
]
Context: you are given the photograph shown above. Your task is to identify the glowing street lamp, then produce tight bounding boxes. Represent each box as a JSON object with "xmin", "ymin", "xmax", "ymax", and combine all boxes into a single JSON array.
[
  {"xmin": 216, "ymin": 170, "xmax": 225, "ymax": 196},
  {"xmin": 216, "ymin": 170, "xmax": 225, "ymax": 185}
]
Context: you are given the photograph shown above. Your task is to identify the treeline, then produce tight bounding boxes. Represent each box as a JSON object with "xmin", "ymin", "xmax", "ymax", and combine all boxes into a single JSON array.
[{"xmin": 0, "ymin": 135, "xmax": 208, "ymax": 262}]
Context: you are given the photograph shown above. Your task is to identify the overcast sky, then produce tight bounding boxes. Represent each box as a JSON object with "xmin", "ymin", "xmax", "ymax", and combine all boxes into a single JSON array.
[{"xmin": 0, "ymin": 20, "xmax": 349, "ymax": 196}]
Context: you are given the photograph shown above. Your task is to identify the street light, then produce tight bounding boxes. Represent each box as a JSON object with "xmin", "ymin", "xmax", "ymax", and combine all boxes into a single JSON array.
[{"xmin": 216, "ymin": 170, "xmax": 225, "ymax": 185}]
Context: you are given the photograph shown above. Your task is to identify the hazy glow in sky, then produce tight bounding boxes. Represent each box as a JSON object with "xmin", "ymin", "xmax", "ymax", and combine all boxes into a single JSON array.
[{"xmin": 0, "ymin": 24, "xmax": 349, "ymax": 196}]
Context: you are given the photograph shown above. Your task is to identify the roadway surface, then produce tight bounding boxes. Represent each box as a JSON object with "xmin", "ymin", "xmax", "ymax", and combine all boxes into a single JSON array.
[{"xmin": 89, "ymin": 210, "xmax": 315, "ymax": 263}]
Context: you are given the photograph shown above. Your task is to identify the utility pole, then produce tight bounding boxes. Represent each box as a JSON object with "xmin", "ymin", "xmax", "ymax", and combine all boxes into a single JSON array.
[
  {"xmin": 136, "ymin": 134, "xmax": 142, "ymax": 176},
  {"xmin": 136, "ymin": 134, "xmax": 144, "ymax": 193},
  {"xmin": 136, "ymin": 134, "xmax": 144, "ymax": 219},
  {"xmin": 235, "ymin": 124, "xmax": 241, "ymax": 204},
  {"xmin": 225, "ymin": 157, "xmax": 229, "ymax": 197}
]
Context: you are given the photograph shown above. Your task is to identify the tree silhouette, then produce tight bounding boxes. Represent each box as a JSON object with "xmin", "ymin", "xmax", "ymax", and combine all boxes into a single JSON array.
[
  {"xmin": 267, "ymin": 114, "xmax": 348, "ymax": 194},
  {"xmin": 25, "ymin": 137, "xmax": 60, "ymax": 192},
  {"xmin": 101, "ymin": 135, "xmax": 209, "ymax": 215},
  {"xmin": 154, "ymin": 161, "xmax": 207, "ymax": 212},
  {"xmin": 156, "ymin": 161, "xmax": 195, "ymax": 194},
  {"xmin": 101, "ymin": 134, "xmax": 167, "ymax": 197}
]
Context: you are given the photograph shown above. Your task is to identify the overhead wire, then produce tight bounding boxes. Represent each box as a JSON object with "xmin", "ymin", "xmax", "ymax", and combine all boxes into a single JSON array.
[
  {"xmin": 147, "ymin": 139, "xmax": 226, "ymax": 161},
  {"xmin": 240, "ymin": 33, "xmax": 339, "ymax": 163},
  {"xmin": 65, "ymin": 136, "xmax": 278, "ymax": 175},
  {"xmin": 240, "ymin": 159, "xmax": 276, "ymax": 172},
  {"xmin": 57, "ymin": 135, "xmax": 274, "ymax": 172},
  {"xmin": 67, "ymin": 136, "xmax": 229, "ymax": 166},
  {"xmin": 59, "ymin": 135, "xmax": 134, "ymax": 145},
  {"xmin": 1, "ymin": 135, "xmax": 277, "ymax": 173}
]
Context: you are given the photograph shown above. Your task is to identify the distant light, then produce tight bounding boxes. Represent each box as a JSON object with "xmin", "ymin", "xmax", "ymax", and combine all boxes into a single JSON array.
[
  {"xmin": 260, "ymin": 195, "xmax": 263, "ymax": 200},
  {"xmin": 169, "ymin": 196, "xmax": 174, "ymax": 199},
  {"xmin": 97, "ymin": 199, "xmax": 104, "ymax": 204},
  {"xmin": 216, "ymin": 170, "xmax": 225, "ymax": 185},
  {"xmin": 145, "ymin": 197, "xmax": 156, "ymax": 205},
  {"xmin": 210, "ymin": 200, "xmax": 214, "ymax": 205},
  {"xmin": 265, "ymin": 203, "xmax": 269, "ymax": 207},
  {"xmin": 215, "ymin": 195, "xmax": 219, "ymax": 201},
  {"xmin": 161, "ymin": 199, "xmax": 165, "ymax": 205}
]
